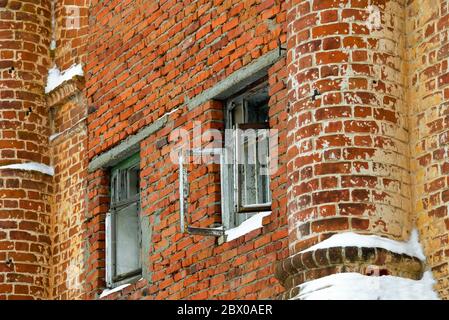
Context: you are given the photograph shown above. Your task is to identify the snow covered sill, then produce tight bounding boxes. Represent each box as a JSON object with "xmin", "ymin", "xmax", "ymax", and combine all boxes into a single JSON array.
[
  {"xmin": 293, "ymin": 272, "xmax": 439, "ymax": 300},
  {"xmin": 99, "ymin": 277, "xmax": 145, "ymax": 299},
  {"xmin": 99, "ymin": 283, "xmax": 131, "ymax": 299},
  {"xmin": 0, "ymin": 162, "xmax": 55, "ymax": 176},
  {"xmin": 225, "ymin": 211, "xmax": 271, "ymax": 242},
  {"xmin": 300, "ymin": 230, "xmax": 426, "ymax": 261},
  {"xmin": 45, "ymin": 64, "xmax": 84, "ymax": 93}
]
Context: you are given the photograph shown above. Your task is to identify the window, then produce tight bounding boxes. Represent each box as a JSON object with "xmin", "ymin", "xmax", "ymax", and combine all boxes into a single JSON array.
[
  {"xmin": 106, "ymin": 153, "xmax": 142, "ymax": 288},
  {"xmin": 177, "ymin": 79, "xmax": 273, "ymax": 237},
  {"xmin": 224, "ymin": 80, "xmax": 272, "ymax": 228}
]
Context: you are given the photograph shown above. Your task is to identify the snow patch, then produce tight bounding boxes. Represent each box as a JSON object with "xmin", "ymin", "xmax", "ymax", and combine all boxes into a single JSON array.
[
  {"xmin": 293, "ymin": 271, "xmax": 439, "ymax": 300},
  {"xmin": 99, "ymin": 283, "xmax": 131, "ymax": 299},
  {"xmin": 45, "ymin": 64, "xmax": 84, "ymax": 93},
  {"xmin": 49, "ymin": 132, "xmax": 62, "ymax": 142},
  {"xmin": 300, "ymin": 229, "xmax": 426, "ymax": 261},
  {"xmin": 0, "ymin": 162, "xmax": 55, "ymax": 176},
  {"xmin": 225, "ymin": 211, "xmax": 271, "ymax": 242}
]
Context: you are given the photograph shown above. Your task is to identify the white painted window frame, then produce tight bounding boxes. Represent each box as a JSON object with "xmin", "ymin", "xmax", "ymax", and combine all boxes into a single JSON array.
[{"xmin": 106, "ymin": 154, "xmax": 142, "ymax": 289}]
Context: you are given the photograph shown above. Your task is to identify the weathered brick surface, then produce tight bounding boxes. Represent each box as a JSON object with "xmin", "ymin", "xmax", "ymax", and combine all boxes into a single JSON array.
[
  {"xmin": 53, "ymin": 0, "xmax": 89, "ymax": 70},
  {"xmin": 84, "ymin": 169, "xmax": 109, "ymax": 299},
  {"xmin": 407, "ymin": 0, "xmax": 449, "ymax": 299},
  {"xmin": 82, "ymin": 0, "xmax": 290, "ymax": 300},
  {"xmin": 45, "ymin": 0, "xmax": 89, "ymax": 300},
  {"xmin": 3, "ymin": 0, "xmax": 449, "ymax": 301},
  {"xmin": 286, "ymin": 0, "xmax": 412, "ymax": 257},
  {"xmin": 0, "ymin": 0, "xmax": 51, "ymax": 166},
  {"xmin": 85, "ymin": 58, "xmax": 289, "ymax": 300},
  {"xmin": 0, "ymin": 0, "xmax": 53, "ymax": 300},
  {"xmin": 276, "ymin": 246, "xmax": 424, "ymax": 298},
  {"xmin": 49, "ymin": 97, "xmax": 87, "ymax": 300},
  {"xmin": 0, "ymin": 170, "xmax": 53, "ymax": 300},
  {"xmin": 86, "ymin": 0, "xmax": 286, "ymax": 160}
]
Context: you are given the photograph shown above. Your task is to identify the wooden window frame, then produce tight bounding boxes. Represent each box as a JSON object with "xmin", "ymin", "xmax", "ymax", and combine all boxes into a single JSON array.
[{"xmin": 106, "ymin": 153, "xmax": 142, "ymax": 288}]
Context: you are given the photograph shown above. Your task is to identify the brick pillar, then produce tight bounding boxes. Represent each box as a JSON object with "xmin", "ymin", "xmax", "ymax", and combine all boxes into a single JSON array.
[
  {"xmin": 407, "ymin": 0, "xmax": 449, "ymax": 299},
  {"xmin": 0, "ymin": 0, "xmax": 52, "ymax": 299},
  {"xmin": 277, "ymin": 0, "xmax": 423, "ymax": 298}
]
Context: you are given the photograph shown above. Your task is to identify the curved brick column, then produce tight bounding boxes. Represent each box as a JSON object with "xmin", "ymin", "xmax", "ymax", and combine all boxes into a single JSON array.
[
  {"xmin": 0, "ymin": 0, "xmax": 52, "ymax": 299},
  {"xmin": 281, "ymin": 0, "xmax": 416, "ymax": 297},
  {"xmin": 407, "ymin": 0, "xmax": 449, "ymax": 299}
]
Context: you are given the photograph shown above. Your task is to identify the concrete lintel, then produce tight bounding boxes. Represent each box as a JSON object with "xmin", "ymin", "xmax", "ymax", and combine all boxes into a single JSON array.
[
  {"xmin": 187, "ymin": 49, "xmax": 282, "ymax": 111},
  {"xmin": 88, "ymin": 115, "xmax": 168, "ymax": 172}
]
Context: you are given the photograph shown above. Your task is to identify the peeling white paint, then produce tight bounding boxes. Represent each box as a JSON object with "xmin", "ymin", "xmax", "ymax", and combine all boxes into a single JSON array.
[{"xmin": 366, "ymin": 6, "xmax": 382, "ymax": 32}]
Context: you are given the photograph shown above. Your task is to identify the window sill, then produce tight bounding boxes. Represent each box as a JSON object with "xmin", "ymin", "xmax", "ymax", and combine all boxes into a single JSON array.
[
  {"xmin": 224, "ymin": 211, "xmax": 271, "ymax": 242},
  {"xmin": 99, "ymin": 283, "xmax": 131, "ymax": 299},
  {"xmin": 100, "ymin": 276, "xmax": 143, "ymax": 299}
]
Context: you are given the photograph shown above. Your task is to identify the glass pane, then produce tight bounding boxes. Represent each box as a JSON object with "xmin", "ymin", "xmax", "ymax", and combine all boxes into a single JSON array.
[
  {"xmin": 242, "ymin": 134, "xmax": 257, "ymax": 206},
  {"xmin": 246, "ymin": 97, "xmax": 269, "ymax": 123},
  {"xmin": 111, "ymin": 174, "xmax": 117, "ymax": 203},
  {"xmin": 232, "ymin": 102, "xmax": 244, "ymax": 127},
  {"xmin": 257, "ymin": 131, "xmax": 270, "ymax": 204},
  {"xmin": 128, "ymin": 165, "xmax": 140, "ymax": 198},
  {"xmin": 115, "ymin": 203, "xmax": 140, "ymax": 277},
  {"xmin": 118, "ymin": 169, "xmax": 127, "ymax": 202}
]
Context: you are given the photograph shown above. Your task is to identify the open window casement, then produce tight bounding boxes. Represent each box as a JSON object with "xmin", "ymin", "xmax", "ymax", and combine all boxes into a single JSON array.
[
  {"xmin": 178, "ymin": 81, "xmax": 272, "ymax": 237},
  {"xmin": 179, "ymin": 148, "xmax": 227, "ymax": 236},
  {"xmin": 106, "ymin": 154, "xmax": 142, "ymax": 288}
]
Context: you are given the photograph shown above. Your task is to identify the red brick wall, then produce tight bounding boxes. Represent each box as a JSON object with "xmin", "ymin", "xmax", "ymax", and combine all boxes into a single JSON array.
[
  {"xmin": 0, "ymin": 0, "xmax": 52, "ymax": 166},
  {"xmin": 46, "ymin": 0, "xmax": 89, "ymax": 300},
  {"xmin": 53, "ymin": 0, "xmax": 90, "ymax": 70},
  {"xmin": 407, "ymin": 0, "xmax": 449, "ymax": 299},
  {"xmin": 86, "ymin": 0, "xmax": 286, "ymax": 159},
  {"xmin": 49, "ymin": 99, "xmax": 87, "ymax": 300},
  {"xmin": 286, "ymin": 0, "xmax": 411, "ymax": 255},
  {"xmin": 85, "ymin": 58, "xmax": 289, "ymax": 300},
  {"xmin": 84, "ymin": 169, "xmax": 109, "ymax": 299},
  {"xmin": 0, "ymin": 170, "xmax": 53, "ymax": 300},
  {"xmin": 84, "ymin": 0, "xmax": 288, "ymax": 299},
  {"xmin": 0, "ymin": 0, "xmax": 53, "ymax": 300}
]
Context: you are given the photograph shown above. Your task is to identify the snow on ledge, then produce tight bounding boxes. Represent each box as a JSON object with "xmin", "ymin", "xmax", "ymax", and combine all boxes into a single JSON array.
[
  {"xmin": 293, "ymin": 271, "xmax": 439, "ymax": 300},
  {"xmin": 99, "ymin": 283, "xmax": 131, "ymax": 299},
  {"xmin": 45, "ymin": 64, "xmax": 84, "ymax": 93},
  {"xmin": 225, "ymin": 211, "xmax": 271, "ymax": 242},
  {"xmin": 0, "ymin": 162, "xmax": 55, "ymax": 176},
  {"xmin": 300, "ymin": 229, "xmax": 426, "ymax": 261}
]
